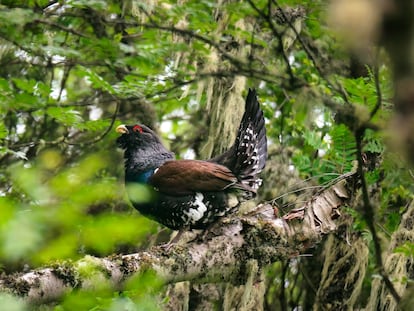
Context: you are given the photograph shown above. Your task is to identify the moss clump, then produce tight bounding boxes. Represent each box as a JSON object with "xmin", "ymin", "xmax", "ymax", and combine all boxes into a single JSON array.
[
  {"xmin": 3, "ymin": 274, "xmax": 31, "ymax": 297},
  {"xmin": 51, "ymin": 261, "xmax": 78, "ymax": 288}
]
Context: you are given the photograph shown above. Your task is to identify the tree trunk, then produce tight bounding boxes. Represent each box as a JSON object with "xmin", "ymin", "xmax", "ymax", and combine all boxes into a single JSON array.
[{"xmin": 381, "ymin": 0, "xmax": 414, "ymax": 164}]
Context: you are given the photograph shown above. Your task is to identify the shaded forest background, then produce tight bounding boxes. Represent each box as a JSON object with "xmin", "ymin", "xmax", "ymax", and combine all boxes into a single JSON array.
[{"xmin": 0, "ymin": 0, "xmax": 413, "ymax": 310}]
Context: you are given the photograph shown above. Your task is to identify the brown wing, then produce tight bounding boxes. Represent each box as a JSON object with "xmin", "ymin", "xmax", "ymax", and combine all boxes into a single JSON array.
[{"xmin": 148, "ymin": 160, "xmax": 239, "ymax": 196}]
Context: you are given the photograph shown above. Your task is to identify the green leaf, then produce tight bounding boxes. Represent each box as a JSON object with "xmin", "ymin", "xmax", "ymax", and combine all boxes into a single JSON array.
[
  {"xmin": 12, "ymin": 78, "xmax": 37, "ymax": 93},
  {"xmin": 75, "ymin": 119, "xmax": 111, "ymax": 131},
  {"xmin": 66, "ymin": 0, "xmax": 108, "ymax": 10},
  {"xmin": 0, "ymin": 293, "xmax": 28, "ymax": 311},
  {"xmin": 303, "ymin": 130, "xmax": 322, "ymax": 149},
  {"xmin": 47, "ymin": 107, "xmax": 83, "ymax": 126},
  {"xmin": 80, "ymin": 214, "xmax": 155, "ymax": 254},
  {"xmin": 77, "ymin": 66, "xmax": 116, "ymax": 94},
  {"xmin": 1, "ymin": 211, "xmax": 45, "ymax": 261},
  {"xmin": 0, "ymin": 7, "xmax": 35, "ymax": 26},
  {"xmin": 0, "ymin": 122, "xmax": 7, "ymax": 139}
]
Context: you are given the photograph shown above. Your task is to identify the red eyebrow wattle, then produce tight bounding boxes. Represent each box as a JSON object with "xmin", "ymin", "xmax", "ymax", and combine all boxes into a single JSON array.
[{"xmin": 133, "ymin": 125, "xmax": 143, "ymax": 133}]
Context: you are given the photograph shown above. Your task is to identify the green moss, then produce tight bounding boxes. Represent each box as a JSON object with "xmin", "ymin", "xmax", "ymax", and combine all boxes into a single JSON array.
[
  {"xmin": 3, "ymin": 274, "xmax": 31, "ymax": 297},
  {"xmin": 51, "ymin": 261, "xmax": 78, "ymax": 288}
]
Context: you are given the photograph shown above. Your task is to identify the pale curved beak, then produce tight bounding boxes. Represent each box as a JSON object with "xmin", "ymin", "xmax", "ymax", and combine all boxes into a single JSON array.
[{"xmin": 116, "ymin": 124, "xmax": 129, "ymax": 134}]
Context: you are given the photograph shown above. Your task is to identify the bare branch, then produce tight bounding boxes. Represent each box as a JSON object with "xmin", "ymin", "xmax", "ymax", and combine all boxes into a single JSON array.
[{"xmin": 33, "ymin": 19, "xmax": 91, "ymax": 38}]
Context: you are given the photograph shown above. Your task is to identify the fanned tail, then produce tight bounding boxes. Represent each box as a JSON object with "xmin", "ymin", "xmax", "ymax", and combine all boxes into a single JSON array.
[{"xmin": 210, "ymin": 88, "xmax": 267, "ymax": 197}]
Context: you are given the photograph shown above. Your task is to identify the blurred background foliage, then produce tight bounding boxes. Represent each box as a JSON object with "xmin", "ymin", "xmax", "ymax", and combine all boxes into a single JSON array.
[{"xmin": 0, "ymin": 0, "xmax": 413, "ymax": 310}]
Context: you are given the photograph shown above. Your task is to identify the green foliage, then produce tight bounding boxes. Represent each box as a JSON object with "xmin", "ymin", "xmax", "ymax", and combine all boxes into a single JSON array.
[
  {"xmin": 0, "ymin": 0, "xmax": 412, "ymax": 310},
  {"xmin": 55, "ymin": 262, "xmax": 163, "ymax": 310},
  {"xmin": 0, "ymin": 293, "xmax": 27, "ymax": 311},
  {"xmin": 292, "ymin": 123, "xmax": 356, "ymax": 184},
  {"xmin": 1, "ymin": 151, "xmax": 155, "ymax": 265}
]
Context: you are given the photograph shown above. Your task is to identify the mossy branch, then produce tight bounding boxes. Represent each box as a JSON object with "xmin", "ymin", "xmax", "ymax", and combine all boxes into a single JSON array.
[{"xmin": 0, "ymin": 174, "xmax": 356, "ymax": 304}]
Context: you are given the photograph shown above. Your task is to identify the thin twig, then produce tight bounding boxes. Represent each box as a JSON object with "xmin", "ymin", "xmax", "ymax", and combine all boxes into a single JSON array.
[
  {"xmin": 271, "ymin": 0, "xmax": 350, "ymax": 103},
  {"xmin": 370, "ymin": 51, "xmax": 382, "ymax": 118},
  {"xmin": 33, "ymin": 19, "xmax": 91, "ymax": 38},
  {"xmin": 354, "ymin": 129, "xmax": 401, "ymax": 303},
  {"xmin": 279, "ymin": 260, "xmax": 288, "ymax": 311},
  {"xmin": 65, "ymin": 97, "xmax": 121, "ymax": 146},
  {"xmin": 247, "ymin": 0, "xmax": 296, "ymax": 83}
]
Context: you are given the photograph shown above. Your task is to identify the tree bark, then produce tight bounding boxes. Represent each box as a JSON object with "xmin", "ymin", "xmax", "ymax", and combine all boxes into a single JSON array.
[{"xmin": 381, "ymin": 0, "xmax": 414, "ymax": 165}]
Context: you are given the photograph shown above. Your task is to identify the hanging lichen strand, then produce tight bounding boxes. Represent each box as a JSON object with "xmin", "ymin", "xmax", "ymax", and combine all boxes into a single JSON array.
[
  {"xmin": 365, "ymin": 200, "xmax": 414, "ymax": 310},
  {"xmin": 314, "ymin": 220, "xmax": 369, "ymax": 310},
  {"xmin": 200, "ymin": 17, "xmax": 250, "ymax": 158},
  {"xmin": 165, "ymin": 0, "xmax": 251, "ymax": 159}
]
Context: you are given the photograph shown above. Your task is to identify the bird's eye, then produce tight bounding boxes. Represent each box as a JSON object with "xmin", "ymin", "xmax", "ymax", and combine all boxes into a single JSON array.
[{"xmin": 133, "ymin": 125, "xmax": 143, "ymax": 133}]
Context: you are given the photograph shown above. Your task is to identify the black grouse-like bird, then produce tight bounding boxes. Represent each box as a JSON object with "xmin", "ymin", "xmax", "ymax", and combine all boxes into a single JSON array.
[{"xmin": 116, "ymin": 89, "xmax": 267, "ymax": 231}]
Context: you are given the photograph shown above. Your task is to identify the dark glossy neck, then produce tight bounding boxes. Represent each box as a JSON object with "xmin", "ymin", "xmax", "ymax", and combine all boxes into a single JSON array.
[
  {"xmin": 123, "ymin": 145, "xmax": 174, "ymax": 184},
  {"xmin": 125, "ymin": 168, "xmax": 154, "ymax": 184}
]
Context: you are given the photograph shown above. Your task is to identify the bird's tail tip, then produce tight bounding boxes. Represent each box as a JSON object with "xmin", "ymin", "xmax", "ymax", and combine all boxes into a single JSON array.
[
  {"xmin": 234, "ymin": 88, "xmax": 267, "ymax": 192},
  {"xmin": 210, "ymin": 88, "xmax": 267, "ymax": 196}
]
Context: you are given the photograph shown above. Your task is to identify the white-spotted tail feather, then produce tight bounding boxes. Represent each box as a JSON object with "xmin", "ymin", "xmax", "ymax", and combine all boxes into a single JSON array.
[{"xmin": 210, "ymin": 88, "xmax": 267, "ymax": 197}]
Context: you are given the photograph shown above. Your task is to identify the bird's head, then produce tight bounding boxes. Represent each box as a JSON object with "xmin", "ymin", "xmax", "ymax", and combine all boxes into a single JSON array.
[
  {"xmin": 116, "ymin": 123, "xmax": 174, "ymax": 168},
  {"xmin": 116, "ymin": 124, "xmax": 162, "ymax": 150}
]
